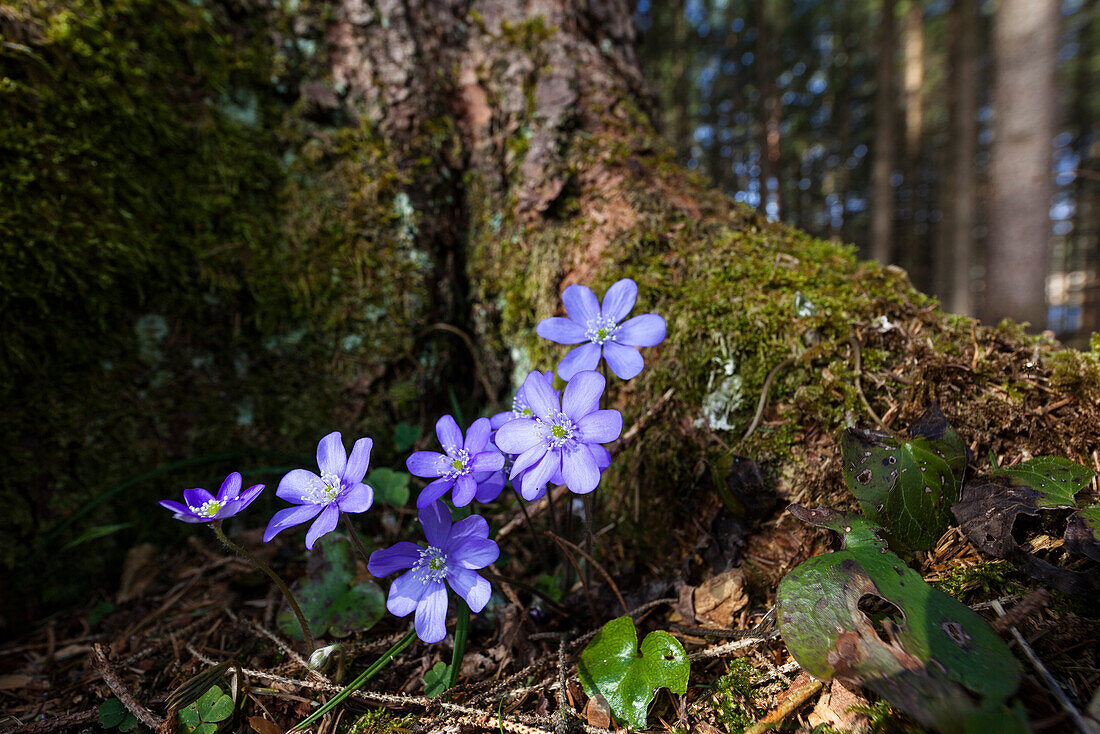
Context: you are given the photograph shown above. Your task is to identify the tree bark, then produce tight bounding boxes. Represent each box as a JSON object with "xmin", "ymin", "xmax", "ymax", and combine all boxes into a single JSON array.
[
  {"xmin": 985, "ymin": 0, "xmax": 1060, "ymax": 328},
  {"xmin": 943, "ymin": 0, "xmax": 978, "ymax": 315},
  {"xmin": 870, "ymin": 0, "xmax": 898, "ymax": 263}
]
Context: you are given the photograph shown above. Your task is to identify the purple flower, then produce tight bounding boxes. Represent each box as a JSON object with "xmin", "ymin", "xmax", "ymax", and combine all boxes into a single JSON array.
[
  {"xmin": 368, "ymin": 502, "xmax": 499, "ymax": 643},
  {"xmin": 263, "ymin": 431, "xmax": 375, "ymax": 549},
  {"xmin": 494, "ymin": 370, "xmax": 622, "ymax": 499},
  {"xmin": 407, "ymin": 416, "xmax": 505, "ymax": 508},
  {"xmin": 536, "ymin": 278, "xmax": 666, "ymax": 380},
  {"xmin": 490, "ymin": 370, "xmax": 557, "ymax": 429},
  {"xmin": 159, "ymin": 472, "xmax": 264, "ymax": 523}
]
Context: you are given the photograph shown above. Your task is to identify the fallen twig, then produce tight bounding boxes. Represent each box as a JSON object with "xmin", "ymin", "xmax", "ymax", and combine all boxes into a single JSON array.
[{"xmin": 91, "ymin": 644, "xmax": 164, "ymax": 730}]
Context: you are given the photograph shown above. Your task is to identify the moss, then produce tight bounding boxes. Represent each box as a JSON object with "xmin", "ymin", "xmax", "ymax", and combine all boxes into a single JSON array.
[
  {"xmin": 708, "ymin": 657, "xmax": 757, "ymax": 732},
  {"xmin": 930, "ymin": 561, "xmax": 1022, "ymax": 604}
]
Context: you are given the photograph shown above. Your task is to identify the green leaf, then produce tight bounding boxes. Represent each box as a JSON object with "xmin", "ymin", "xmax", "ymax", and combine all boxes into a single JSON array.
[
  {"xmin": 841, "ymin": 404, "xmax": 966, "ymax": 550},
  {"xmin": 367, "ymin": 468, "xmax": 410, "ymax": 507},
  {"xmin": 277, "ymin": 533, "xmax": 386, "ymax": 640},
  {"xmin": 578, "ymin": 616, "xmax": 690, "ymax": 729},
  {"xmin": 117, "ymin": 714, "xmax": 139, "ymax": 732},
  {"xmin": 392, "ymin": 422, "xmax": 421, "ymax": 453},
  {"xmin": 990, "ymin": 456, "xmax": 1096, "ymax": 508},
  {"xmin": 778, "ymin": 505, "xmax": 1024, "ymax": 733},
  {"xmin": 62, "ymin": 523, "xmax": 132, "ymax": 551},
  {"xmin": 423, "ymin": 661, "xmax": 450, "ymax": 698},
  {"xmin": 203, "ymin": 692, "xmax": 235, "ymax": 723},
  {"xmin": 98, "ymin": 698, "xmax": 127, "ymax": 728},
  {"xmin": 88, "ymin": 601, "xmax": 115, "ymax": 627}
]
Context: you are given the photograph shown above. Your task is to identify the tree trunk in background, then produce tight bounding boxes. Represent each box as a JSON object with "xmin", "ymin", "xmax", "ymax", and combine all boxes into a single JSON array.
[
  {"xmin": 944, "ymin": 0, "xmax": 978, "ymax": 315},
  {"xmin": 986, "ymin": 0, "xmax": 1059, "ymax": 328},
  {"xmin": 870, "ymin": 0, "xmax": 898, "ymax": 263},
  {"xmin": 901, "ymin": 2, "xmax": 926, "ymax": 290},
  {"xmin": 757, "ymin": 1, "xmax": 784, "ymax": 220}
]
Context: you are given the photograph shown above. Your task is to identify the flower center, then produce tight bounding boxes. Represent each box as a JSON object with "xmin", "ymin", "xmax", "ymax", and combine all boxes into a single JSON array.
[
  {"xmin": 316, "ymin": 471, "xmax": 343, "ymax": 503},
  {"xmin": 585, "ymin": 315, "xmax": 620, "ymax": 345},
  {"xmin": 445, "ymin": 448, "xmax": 472, "ymax": 478},
  {"xmin": 539, "ymin": 411, "xmax": 578, "ymax": 450},
  {"xmin": 412, "ymin": 546, "xmax": 449, "ymax": 583},
  {"xmin": 189, "ymin": 499, "xmax": 223, "ymax": 518},
  {"xmin": 511, "ymin": 394, "xmax": 534, "ymax": 420}
]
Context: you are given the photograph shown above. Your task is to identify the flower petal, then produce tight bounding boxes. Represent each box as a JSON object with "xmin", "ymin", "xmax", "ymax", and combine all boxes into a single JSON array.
[
  {"xmin": 416, "ymin": 477, "xmax": 455, "ymax": 509},
  {"xmin": 521, "ymin": 370, "xmax": 558, "ymax": 418},
  {"xmin": 317, "ymin": 431, "xmax": 347, "ymax": 477},
  {"xmin": 345, "ymin": 437, "xmax": 373, "ymax": 483},
  {"xmin": 577, "ymin": 409, "xmax": 623, "ymax": 444},
  {"xmin": 444, "ymin": 514, "xmax": 490, "ymax": 550},
  {"xmin": 263, "ymin": 504, "xmax": 322, "ymax": 542},
  {"xmin": 473, "ymin": 471, "xmax": 506, "ymax": 502},
  {"xmin": 489, "ymin": 411, "xmax": 513, "ymax": 430},
  {"xmin": 449, "ymin": 568, "xmax": 492, "ymax": 613},
  {"xmin": 562, "ymin": 370, "xmax": 605, "ymax": 421},
  {"xmin": 602, "ymin": 342, "xmax": 645, "ymax": 380},
  {"xmin": 617, "ymin": 313, "xmax": 666, "ymax": 347},
  {"xmin": 451, "ymin": 538, "xmax": 500, "ymax": 569},
  {"xmin": 510, "ymin": 443, "xmax": 548, "ymax": 479},
  {"xmin": 407, "ymin": 451, "xmax": 448, "ymax": 478},
  {"xmin": 158, "ymin": 500, "xmax": 190, "ymax": 516},
  {"xmin": 414, "ymin": 582, "xmax": 449, "ymax": 643},
  {"xmin": 419, "ymin": 501, "xmax": 453, "ymax": 547},
  {"xmin": 452, "ymin": 475, "xmax": 477, "ymax": 507},
  {"xmin": 305, "ymin": 504, "xmax": 340, "ymax": 549},
  {"xmin": 557, "ymin": 342, "xmax": 602, "ymax": 381},
  {"xmin": 601, "ymin": 278, "xmax": 638, "ymax": 321},
  {"xmin": 236, "ymin": 483, "xmax": 265, "ymax": 509},
  {"xmin": 387, "ymin": 570, "xmax": 428, "ymax": 617},
  {"xmin": 338, "ymin": 482, "xmax": 374, "ymax": 513},
  {"xmin": 276, "ymin": 469, "xmax": 324, "ymax": 503},
  {"xmin": 589, "ymin": 444, "xmax": 611, "ymax": 470},
  {"xmin": 562, "ymin": 446, "xmax": 601, "ymax": 494},
  {"xmin": 470, "ymin": 450, "xmax": 504, "ymax": 472},
  {"xmin": 463, "ymin": 417, "xmax": 491, "ymax": 454},
  {"xmin": 183, "ymin": 487, "xmax": 215, "ymax": 508},
  {"xmin": 536, "ymin": 317, "xmax": 587, "ymax": 345},
  {"xmin": 217, "ymin": 472, "xmax": 243, "ymax": 501},
  {"xmin": 520, "ymin": 451, "xmax": 559, "ymax": 500},
  {"xmin": 435, "ymin": 415, "xmax": 464, "ymax": 454},
  {"xmin": 368, "ymin": 541, "xmax": 423, "ymax": 577},
  {"xmin": 495, "ymin": 418, "xmax": 542, "ymax": 455},
  {"xmin": 562, "ymin": 283, "xmax": 600, "ymax": 323}
]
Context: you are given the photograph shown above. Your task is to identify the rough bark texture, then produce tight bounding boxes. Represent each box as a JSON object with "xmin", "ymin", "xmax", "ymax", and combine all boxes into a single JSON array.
[
  {"xmin": 986, "ymin": 0, "xmax": 1060, "ymax": 327},
  {"xmin": 870, "ymin": 0, "xmax": 898, "ymax": 264},
  {"xmin": 4, "ymin": 0, "xmax": 1100, "ymax": 627},
  {"xmin": 945, "ymin": 0, "xmax": 979, "ymax": 316}
]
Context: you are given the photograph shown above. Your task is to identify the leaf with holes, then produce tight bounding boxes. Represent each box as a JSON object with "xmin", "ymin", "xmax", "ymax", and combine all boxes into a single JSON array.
[
  {"xmin": 841, "ymin": 404, "xmax": 966, "ymax": 550},
  {"xmin": 578, "ymin": 616, "xmax": 689, "ymax": 729},
  {"xmin": 953, "ymin": 457, "xmax": 1100, "ymax": 598},
  {"xmin": 777, "ymin": 505, "xmax": 1025, "ymax": 733},
  {"xmin": 277, "ymin": 533, "xmax": 386, "ymax": 640}
]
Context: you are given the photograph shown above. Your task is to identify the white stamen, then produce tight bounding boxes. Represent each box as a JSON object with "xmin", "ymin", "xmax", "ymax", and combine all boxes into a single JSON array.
[
  {"xmin": 584, "ymin": 315, "xmax": 620, "ymax": 345},
  {"xmin": 189, "ymin": 499, "xmax": 223, "ymax": 518},
  {"xmin": 445, "ymin": 448, "xmax": 472, "ymax": 478},
  {"xmin": 538, "ymin": 410, "xmax": 579, "ymax": 450},
  {"xmin": 413, "ymin": 546, "xmax": 449, "ymax": 583}
]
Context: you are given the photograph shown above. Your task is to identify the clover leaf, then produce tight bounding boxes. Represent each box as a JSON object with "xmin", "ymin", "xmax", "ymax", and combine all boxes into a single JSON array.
[
  {"xmin": 277, "ymin": 533, "xmax": 386, "ymax": 640},
  {"xmin": 423, "ymin": 661, "xmax": 450, "ymax": 698},
  {"xmin": 366, "ymin": 468, "xmax": 410, "ymax": 507},
  {"xmin": 177, "ymin": 686, "xmax": 234, "ymax": 734},
  {"xmin": 578, "ymin": 616, "xmax": 689, "ymax": 729},
  {"xmin": 778, "ymin": 505, "xmax": 1026, "ymax": 733},
  {"xmin": 841, "ymin": 404, "xmax": 965, "ymax": 550},
  {"xmin": 98, "ymin": 698, "xmax": 138, "ymax": 732}
]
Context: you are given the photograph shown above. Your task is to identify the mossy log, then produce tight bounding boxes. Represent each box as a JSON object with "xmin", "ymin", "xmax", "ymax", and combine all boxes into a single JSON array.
[{"xmin": 2, "ymin": 0, "xmax": 1098, "ymax": 626}]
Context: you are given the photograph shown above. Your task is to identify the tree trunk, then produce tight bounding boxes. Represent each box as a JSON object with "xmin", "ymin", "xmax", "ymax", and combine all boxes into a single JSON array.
[
  {"xmin": 756, "ymin": 1, "xmax": 784, "ymax": 220},
  {"xmin": 870, "ymin": 0, "xmax": 898, "ymax": 263},
  {"xmin": 985, "ymin": 0, "xmax": 1059, "ymax": 328},
  {"xmin": 943, "ymin": 0, "xmax": 978, "ymax": 315}
]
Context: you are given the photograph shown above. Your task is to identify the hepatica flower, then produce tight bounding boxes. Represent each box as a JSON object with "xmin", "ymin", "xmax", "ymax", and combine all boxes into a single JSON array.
[
  {"xmin": 368, "ymin": 502, "xmax": 499, "ymax": 643},
  {"xmin": 407, "ymin": 416, "xmax": 505, "ymax": 508},
  {"xmin": 159, "ymin": 472, "xmax": 264, "ymax": 523},
  {"xmin": 264, "ymin": 431, "xmax": 375, "ymax": 549},
  {"xmin": 495, "ymin": 370, "xmax": 622, "ymax": 499},
  {"xmin": 536, "ymin": 278, "xmax": 666, "ymax": 380}
]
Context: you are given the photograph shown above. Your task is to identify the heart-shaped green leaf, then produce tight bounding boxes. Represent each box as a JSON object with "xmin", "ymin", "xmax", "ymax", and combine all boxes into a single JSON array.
[
  {"xmin": 366, "ymin": 468, "xmax": 410, "ymax": 507},
  {"xmin": 578, "ymin": 616, "xmax": 689, "ymax": 729},
  {"xmin": 177, "ymin": 686, "xmax": 235, "ymax": 734},
  {"xmin": 778, "ymin": 505, "xmax": 1025, "ymax": 733},
  {"xmin": 423, "ymin": 661, "xmax": 450, "ymax": 698},
  {"xmin": 841, "ymin": 404, "xmax": 966, "ymax": 550},
  {"xmin": 990, "ymin": 456, "xmax": 1096, "ymax": 508},
  {"xmin": 98, "ymin": 698, "xmax": 132, "ymax": 729},
  {"xmin": 392, "ymin": 422, "xmax": 422, "ymax": 453},
  {"xmin": 278, "ymin": 533, "xmax": 386, "ymax": 640}
]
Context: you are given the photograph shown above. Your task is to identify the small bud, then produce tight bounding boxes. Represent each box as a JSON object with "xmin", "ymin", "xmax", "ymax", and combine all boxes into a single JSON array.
[{"xmin": 309, "ymin": 643, "xmax": 343, "ymax": 671}]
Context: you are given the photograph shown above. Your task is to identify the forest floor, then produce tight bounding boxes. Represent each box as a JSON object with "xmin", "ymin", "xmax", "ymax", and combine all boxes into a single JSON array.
[{"xmin": 2, "ymin": 436, "xmax": 1099, "ymax": 734}]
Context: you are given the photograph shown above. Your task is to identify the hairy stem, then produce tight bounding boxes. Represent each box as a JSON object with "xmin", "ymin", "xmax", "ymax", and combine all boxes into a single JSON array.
[
  {"xmin": 211, "ymin": 521, "xmax": 315, "ymax": 652},
  {"xmin": 342, "ymin": 514, "xmax": 371, "ymax": 566}
]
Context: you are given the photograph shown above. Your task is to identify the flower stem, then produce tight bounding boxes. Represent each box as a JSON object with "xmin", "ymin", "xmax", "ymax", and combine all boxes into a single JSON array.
[
  {"xmin": 341, "ymin": 514, "xmax": 371, "ymax": 566},
  {"xmin": 210, "ymin": 521, "xmax": 315, "ymax": 652},
  {"xmin": 447, "ymin": 598, "xmax": 471, "ymax": 691},
  {"xmin": 289, "ymin": 627, "xmax": 416, "ymax": 733}
]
